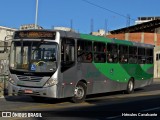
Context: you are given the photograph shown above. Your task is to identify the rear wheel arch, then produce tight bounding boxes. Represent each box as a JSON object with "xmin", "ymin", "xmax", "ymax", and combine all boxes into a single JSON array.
[{"xmin": 78, "ymin": 80, "xmax": 87, "ymax": 86}]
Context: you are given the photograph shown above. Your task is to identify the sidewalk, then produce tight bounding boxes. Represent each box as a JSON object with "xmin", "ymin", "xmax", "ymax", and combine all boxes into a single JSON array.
[
  {"xmin": 0, "ymin": 90, "xmax": 7, "ymax": 98},
  {"xmin": 0, "ymin": 74, "xmax": 8, "ymax": 98},
  {"xmin": 0, "ymin": 95, "xmax": 4, "ymax": 98},
  {"xmin": 0, "ymin": 82, "xmax": 4, "ymax": 98},
  {"xmin": 153, "ymin": 78, "xmax": 160, "ymax": 82}
]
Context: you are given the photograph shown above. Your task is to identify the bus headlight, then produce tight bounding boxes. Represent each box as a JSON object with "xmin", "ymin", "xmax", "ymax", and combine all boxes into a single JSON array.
[
  {"xmin": 8, "ymin": 76, "xmax": 16, "ymax": 85},
  {"xmin": 44, "ymin": 78, "xmax": 58, "ymax": 87}
]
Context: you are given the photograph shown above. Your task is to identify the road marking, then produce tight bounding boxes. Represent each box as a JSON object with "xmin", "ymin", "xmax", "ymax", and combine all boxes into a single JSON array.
[{"xmin": 140, "ymin": 107, "xmax": 160, "ymax": 112}]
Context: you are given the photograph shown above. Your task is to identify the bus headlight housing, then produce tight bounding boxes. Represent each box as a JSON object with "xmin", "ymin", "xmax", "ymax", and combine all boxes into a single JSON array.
[{"xmin": 44, "ymin": 78, "xmax": 58, "ymax": 87}]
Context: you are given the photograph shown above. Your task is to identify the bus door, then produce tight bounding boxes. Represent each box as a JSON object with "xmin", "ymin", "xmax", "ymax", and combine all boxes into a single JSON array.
[{"xmin": 60, "ymin": 38, "xmax": 76, "ymax": 97}]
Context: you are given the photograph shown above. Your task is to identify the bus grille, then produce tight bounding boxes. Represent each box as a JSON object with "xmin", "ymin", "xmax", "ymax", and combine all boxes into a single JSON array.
[{"xmin": 17, "ymin": 75, "xmax": 42, "ymax": 82}]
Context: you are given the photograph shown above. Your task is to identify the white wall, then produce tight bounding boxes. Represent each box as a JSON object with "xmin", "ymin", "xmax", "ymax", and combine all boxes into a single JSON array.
[
  {"xmin": 0, "ymin": 26, "xmax": 16, "ymax": 41},
  {"xmin": 154, "ymin": 46, "xmax": 160, "ymax": 78},
  {"xmin": 0, "ymin": 26, "xmax": 17, "ymax": 52}
]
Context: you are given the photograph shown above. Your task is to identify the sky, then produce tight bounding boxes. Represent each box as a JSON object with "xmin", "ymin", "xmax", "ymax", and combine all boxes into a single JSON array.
[{"xmin": 0, "ymin": 0, "xmax": 160, "ymax": 33}]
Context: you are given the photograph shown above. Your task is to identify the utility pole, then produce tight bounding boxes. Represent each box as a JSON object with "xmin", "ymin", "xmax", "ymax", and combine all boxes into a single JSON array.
[
  {"xmin": 35, "ymin": 0, "xmax": 39, "ymax": 29},
  {"xmin": 70, "ymin": 19, "xmax": 73, "ymax": 30},
  {"xmin": 105, "ymin": 19, "xmax": 107, "ymax": 34},
  {"xmin": 126, "ymin": 14, "xmax": 130, "ymax": 27},
  {"xmin": 91, "ymin": 18, "xmax": 94, "ymax": 33}
]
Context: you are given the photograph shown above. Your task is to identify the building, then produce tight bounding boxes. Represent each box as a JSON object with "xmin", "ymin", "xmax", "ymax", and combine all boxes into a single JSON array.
[
  {"xmin": 0, "ymin": 26, "xmax": 16, "ymax": 75},
  {"xmin": 107, "ymin": 18, "xmax": 160, "ymax": 46},
  {"xmin": 0, "ymin": 26, "xmax": 16, "ymax": 96},
  {"xmin": 0, "ymin": 26, "xmax": 16, "ymax": 53},
  {"xmin": 135, "ymin": 16, "xmax": 160, "ymax": 25},
  {"xmin": 91, "ymin": 29, "xmax": 108, "ymax": 36},
  {"xmin": 0, "ymin": 26, "xmax": 16, "ymax": 41},
  {"xmin": 20, "ymin": 24, "xmax": 43, "ymax": 30},
  {"xmin": 54, "ymin": 27, "xmax": 76, "ymax": 32}
]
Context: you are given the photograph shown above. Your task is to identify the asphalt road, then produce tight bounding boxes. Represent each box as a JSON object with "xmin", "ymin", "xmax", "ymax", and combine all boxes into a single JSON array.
[{"xmin": 0, "ymin": 79, "xmax": 160, "ymax": 120}]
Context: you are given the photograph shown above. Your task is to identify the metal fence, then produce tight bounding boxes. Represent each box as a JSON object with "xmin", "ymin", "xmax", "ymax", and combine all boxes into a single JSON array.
[
  {"xmin": 0, "ymin": 59, "xmax": 9, "ymax": 97},
  {"xmin": 0, "ymin": 38, "xmax": 12, "ymax": 97},
  {"xmin": 0, "ymin": 75, "xmax": 8, "ymax": 97}
]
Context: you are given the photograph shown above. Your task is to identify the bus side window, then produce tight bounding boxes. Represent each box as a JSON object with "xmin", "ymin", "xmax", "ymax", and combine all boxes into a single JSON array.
[
  {"xmin": 107, "ymin": 43, "xmax": 118, "ymax": 63},
  {"xmin": 77, "ymin": 40, "xmax": 92, "ymax": 63},
  {"xmin": 61, "ymin": 38, "xmax": 75, "ymax": 72},
  {"xmin": 129, "ymin": 46, "xmax": 137, "ymax": 64},
  {"xmin": 93, "ymin": 42, "xmax": 106, "ymax": 63},
  {"xmin": 138, "ymin": 47, "xmax": 145, "ymax": 64},
  {"xmin": 119, "ymin": 45, "xmax": 128, "ymax": 63}
]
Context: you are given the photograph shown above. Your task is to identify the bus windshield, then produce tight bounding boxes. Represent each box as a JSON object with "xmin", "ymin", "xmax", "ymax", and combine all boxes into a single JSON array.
[{"xmin": 10, "ymin": 41, "xmax": 58, "ymax": 73}]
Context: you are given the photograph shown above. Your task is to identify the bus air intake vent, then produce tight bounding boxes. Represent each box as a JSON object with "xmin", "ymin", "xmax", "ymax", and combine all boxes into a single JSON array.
[{"xmin": 17, "ymin": 75, "xmax": 42, "ymax": 82}]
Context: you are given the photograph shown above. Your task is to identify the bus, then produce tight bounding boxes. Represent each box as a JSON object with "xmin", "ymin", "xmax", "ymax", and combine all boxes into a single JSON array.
[{"xmin": 8, "ymin": 29, "xmax": 154, "ymax": 103}]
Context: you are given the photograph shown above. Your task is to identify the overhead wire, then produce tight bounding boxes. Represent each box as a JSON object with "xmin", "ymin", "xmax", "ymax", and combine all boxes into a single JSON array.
[{"xmin": 81, "ymin": 0, "xmax": 136, "ymax": 21}]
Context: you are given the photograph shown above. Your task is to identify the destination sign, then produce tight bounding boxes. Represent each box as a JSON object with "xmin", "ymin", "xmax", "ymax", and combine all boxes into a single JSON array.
[{"xmin": 14, "ymin": 31, "xmax": 56, "ymax": 40}]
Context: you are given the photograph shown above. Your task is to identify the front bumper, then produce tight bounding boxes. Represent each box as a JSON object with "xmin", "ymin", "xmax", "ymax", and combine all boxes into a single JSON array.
[{"xmin": 8, "ymin": 82, "xmax": 57, "ymax": 98}]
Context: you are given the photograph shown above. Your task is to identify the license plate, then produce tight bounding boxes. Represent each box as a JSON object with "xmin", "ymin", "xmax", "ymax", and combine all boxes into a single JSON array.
[{"xmin": 24, "ymin": 89, "xmax": 33, "ymax": 94}]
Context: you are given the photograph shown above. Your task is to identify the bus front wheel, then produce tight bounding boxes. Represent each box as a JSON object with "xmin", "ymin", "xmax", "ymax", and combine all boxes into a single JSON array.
[
  {"xmin": 126, "ymin": 79, "xmax": 134, "ymax": 94},
  {"xmin": 71, "ymin": 82, "xmax": 87, "ymax": 103}
]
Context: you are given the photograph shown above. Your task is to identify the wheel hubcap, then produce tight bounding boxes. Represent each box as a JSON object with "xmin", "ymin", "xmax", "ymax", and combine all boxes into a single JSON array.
[
  {"xmin": 74, "ymin": 86, "xmax": 84, "ymax": 99},
  {"xmin": 129, "ymin": 81, "xmax": 133, "ymax": 91}
]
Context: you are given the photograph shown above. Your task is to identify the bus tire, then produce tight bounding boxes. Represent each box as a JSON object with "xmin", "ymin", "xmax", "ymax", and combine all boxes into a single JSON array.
[
  {"xmin": 71, "ymin": 81, "xmax": 87, "ymax": 103},
  {"xmin": 126, "ymin": 78, "xmax": 134, "ymax": 94}
]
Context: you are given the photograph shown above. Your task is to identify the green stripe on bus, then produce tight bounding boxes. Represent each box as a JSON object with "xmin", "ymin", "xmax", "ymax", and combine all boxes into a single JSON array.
[
  {"xmin": 80, "ymin": 33, "xmax": 153, "ymax": 82},
  {"xmin": 80, "ymin": 34, "xmax": 112, "ymax": 42},
  {"xmin": 93, "ymin": 63, "xmax": 153, "ymax": 82}
]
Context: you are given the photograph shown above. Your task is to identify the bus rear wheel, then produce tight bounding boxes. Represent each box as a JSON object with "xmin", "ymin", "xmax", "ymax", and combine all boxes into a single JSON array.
[
  {"xmin": 71, "ymin": 82, "xmax": 87, "ymax": 103},
  {"xmin": 126, "ymin": 79, "xmax": 134, "ymax": 94}
]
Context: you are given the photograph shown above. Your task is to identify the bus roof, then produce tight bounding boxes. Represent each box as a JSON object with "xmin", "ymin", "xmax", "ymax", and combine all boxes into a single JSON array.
[
  {"xmin": 80, "ymin": 33, "xmax": 154, "ymax": 48},
  {"xmin": 58, "ymin": 30, "xmax": 154, "ymax": 48},
  {"xmin": 13, "ymin": 29, "xmax": 154, "ymax": 48}
]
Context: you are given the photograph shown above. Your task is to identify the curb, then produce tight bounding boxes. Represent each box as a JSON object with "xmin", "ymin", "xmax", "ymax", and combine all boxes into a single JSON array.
[
  {"xmin": 153, "ymin": 78, "xmax": 160, "ymax": 82},
  {"xmin": 0, "ymin": 96, "xmax": 4, "ymax": 98}
]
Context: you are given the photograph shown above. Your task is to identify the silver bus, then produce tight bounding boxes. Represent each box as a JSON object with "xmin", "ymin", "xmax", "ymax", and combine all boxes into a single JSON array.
[{"xmin": 8, "ymin": 29, "xmax": 154, "ymax": 103}]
